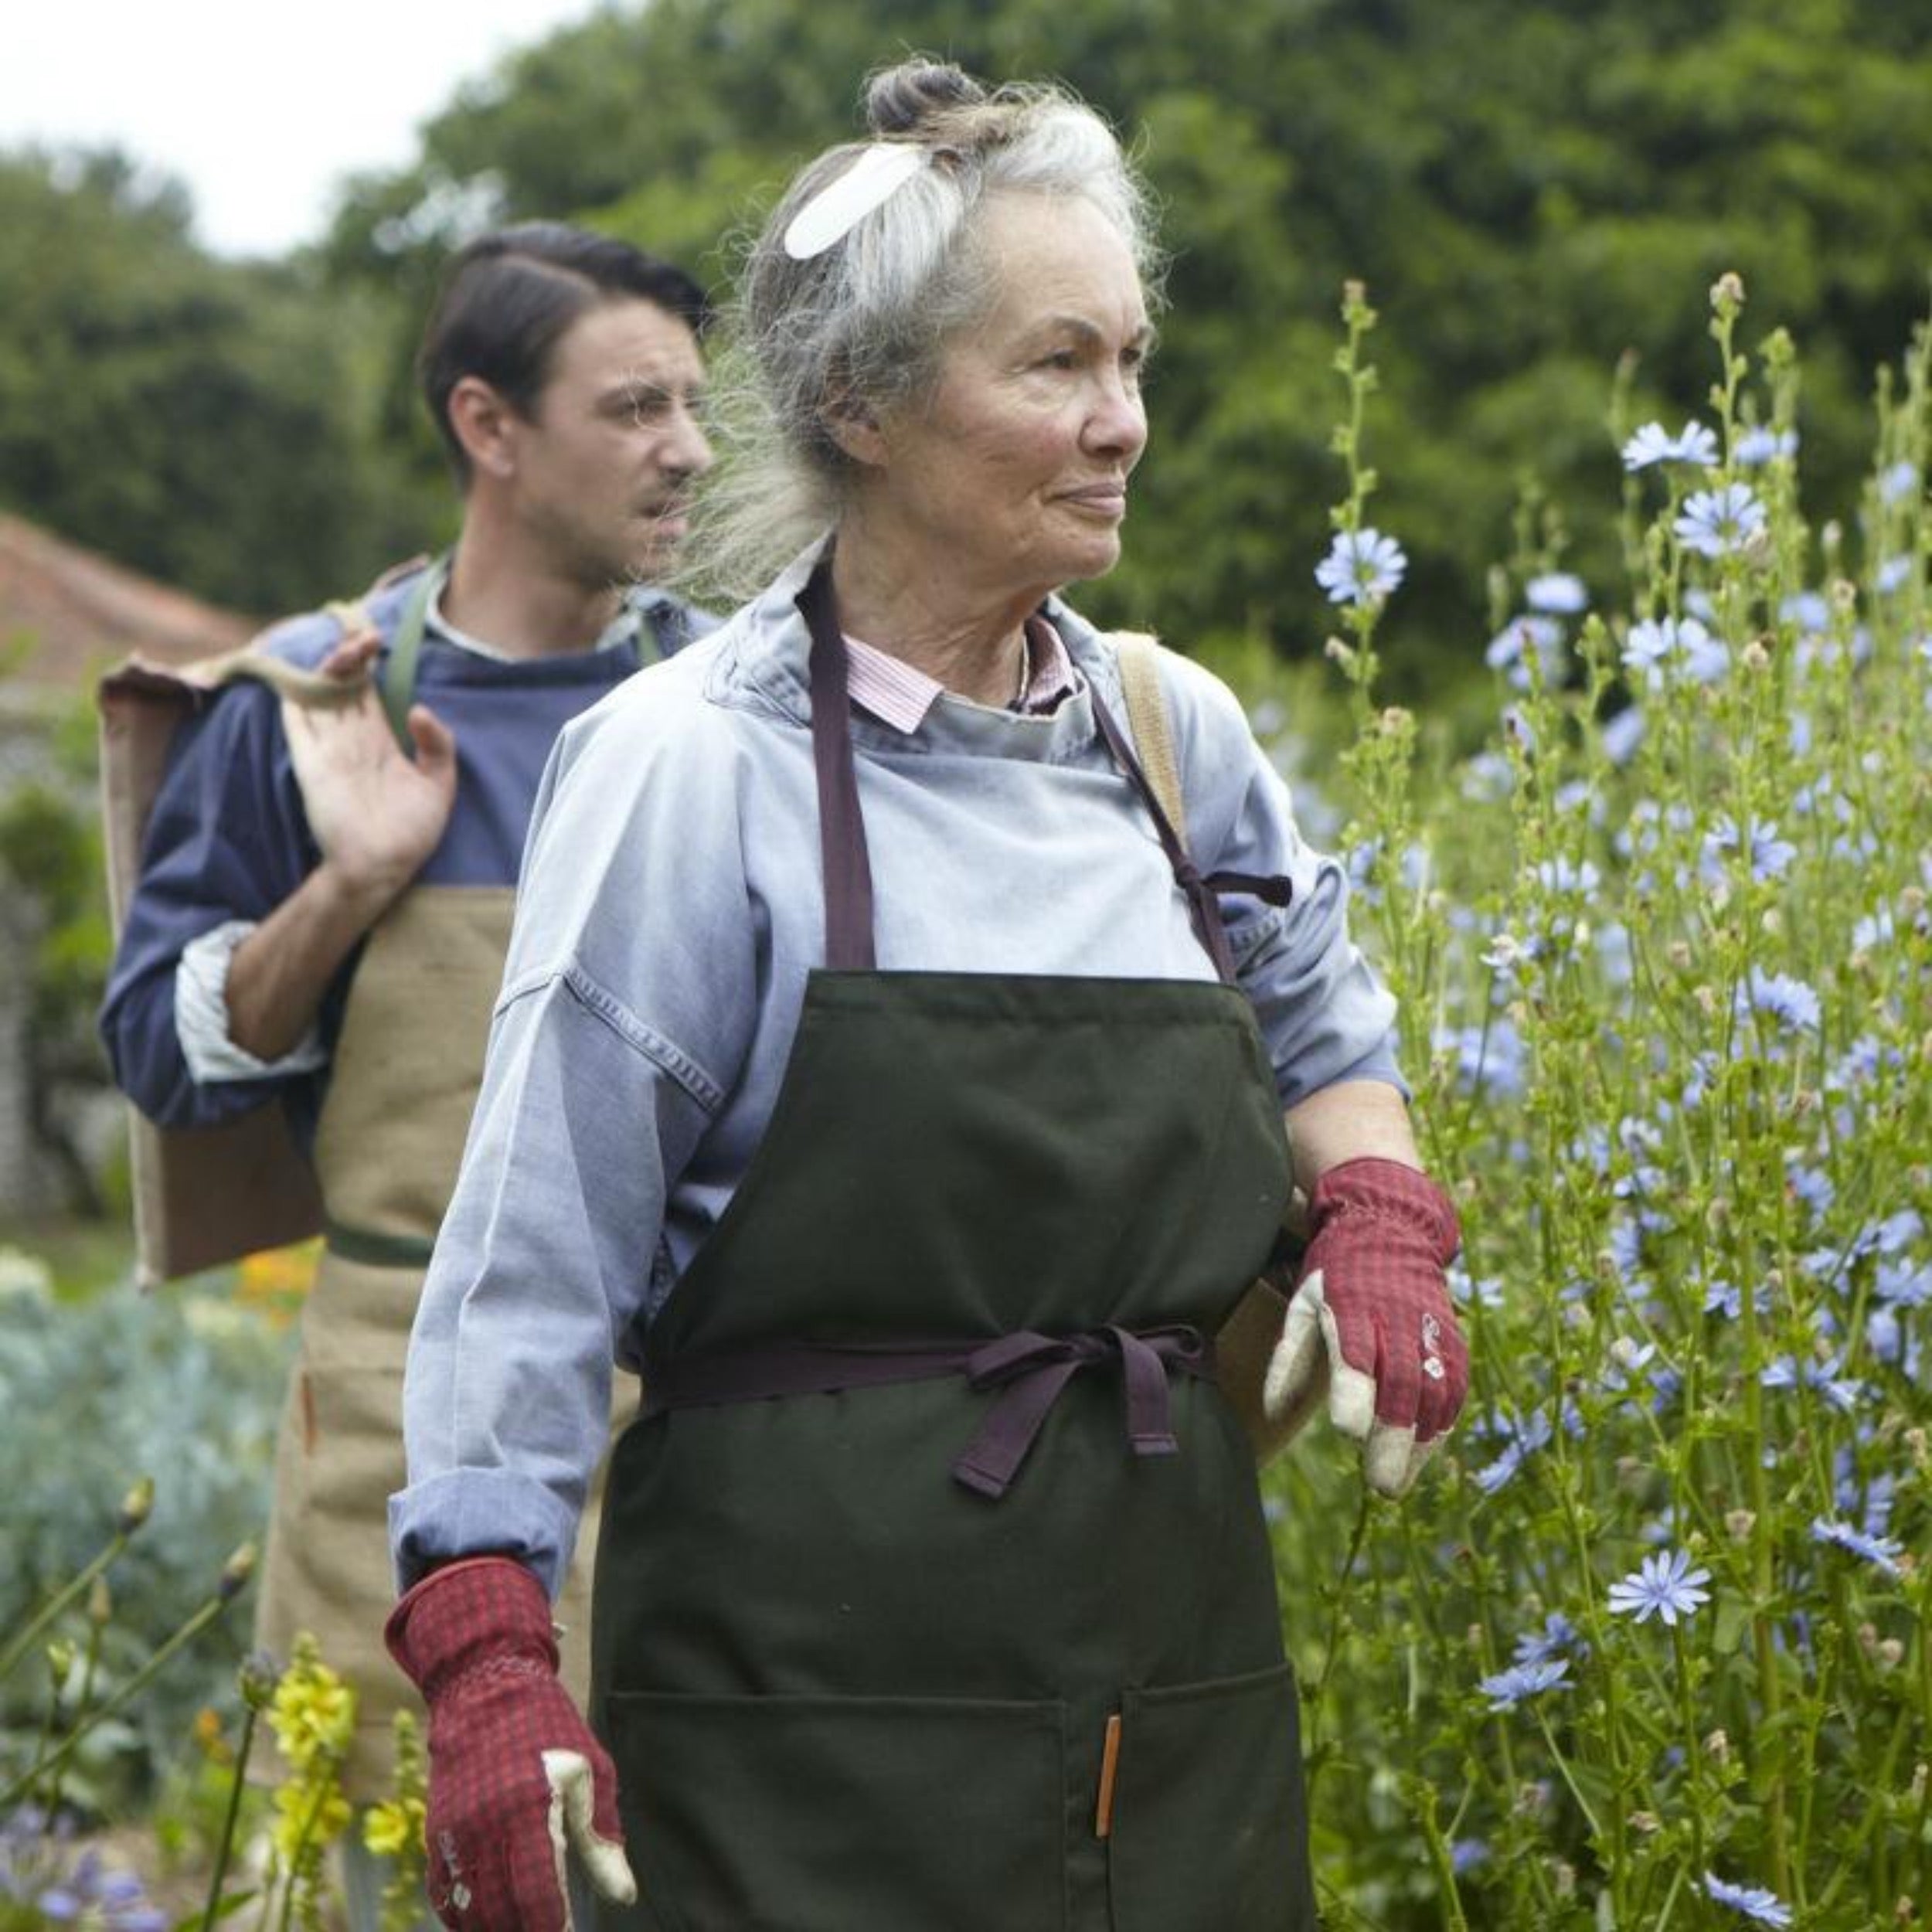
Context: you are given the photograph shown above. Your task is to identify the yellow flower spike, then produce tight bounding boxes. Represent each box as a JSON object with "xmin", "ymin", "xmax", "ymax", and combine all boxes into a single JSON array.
[{"xmin": 266, "ymin": 1632, "xmax": 358, "ymax": 1774}]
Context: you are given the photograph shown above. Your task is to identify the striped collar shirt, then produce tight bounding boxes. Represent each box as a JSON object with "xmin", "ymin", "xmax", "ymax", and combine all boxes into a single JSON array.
[{"xmin": 842, "ymin": 617, "xmax": 1080, "ymax": 733}]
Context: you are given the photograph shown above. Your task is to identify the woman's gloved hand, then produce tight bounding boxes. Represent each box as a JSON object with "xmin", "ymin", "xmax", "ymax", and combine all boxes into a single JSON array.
[
  {"xmin": 1260, "ymin": 1155, "xmax": 1467, "ymax": 1495},
  {"xmin": 385, "ymin": 1556, "xmax": 636, "ymax": 1932}
]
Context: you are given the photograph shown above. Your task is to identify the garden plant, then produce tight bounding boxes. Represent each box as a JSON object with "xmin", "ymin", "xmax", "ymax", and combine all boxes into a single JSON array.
[{"xmin": 1270, "ymin": 274, "xmax": 1930, "ymax": 1930}]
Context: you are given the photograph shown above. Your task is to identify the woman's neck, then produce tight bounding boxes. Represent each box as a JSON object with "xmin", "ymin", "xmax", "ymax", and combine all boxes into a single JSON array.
[{"xmin": 829, "ymin": 521, "xmax": 1044, "ymax": 708}]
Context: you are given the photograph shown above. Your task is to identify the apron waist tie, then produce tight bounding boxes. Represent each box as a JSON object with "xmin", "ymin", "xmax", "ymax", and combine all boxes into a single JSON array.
[{"xmin": 645, "ymin": 1322, "xmax": 1215, "ymax": 1502}]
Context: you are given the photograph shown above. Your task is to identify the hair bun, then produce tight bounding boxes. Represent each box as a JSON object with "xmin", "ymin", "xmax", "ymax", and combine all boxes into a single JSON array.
[{"xmin": 864, "ymin": 60, "xmax": 986, "ymax": 136}]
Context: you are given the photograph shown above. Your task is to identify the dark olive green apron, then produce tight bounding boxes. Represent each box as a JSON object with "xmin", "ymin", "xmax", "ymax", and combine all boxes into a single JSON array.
[{"xmin": 590, "ymin": 569, "xmax": 1316, "ymax": 1931}]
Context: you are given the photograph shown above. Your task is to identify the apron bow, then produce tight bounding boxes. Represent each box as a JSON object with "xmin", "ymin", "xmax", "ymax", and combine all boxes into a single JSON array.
[{"xmin": 953, "ymin": 1324, "xmax": 1210, "ymax": 1500}]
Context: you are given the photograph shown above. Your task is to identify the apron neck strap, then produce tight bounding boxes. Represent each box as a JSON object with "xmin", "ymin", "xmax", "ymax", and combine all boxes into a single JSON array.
[
  {"xmin": 794, "ymin": 562, "xmax": 1283, "ymax": 985},
  {"xmin": 799, "ymin": 565, "xmax": 879, "ymax": 971}
]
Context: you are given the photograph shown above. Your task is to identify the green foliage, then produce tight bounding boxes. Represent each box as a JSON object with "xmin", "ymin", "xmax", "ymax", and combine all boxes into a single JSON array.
[
  {"xmin": 1265, "ymin": 278, "xmax": 1931, "ymax": 1927},
  {"xmin": 318, "ymin": 0, "xmax": 1932, "ymax": 691},
  {"xmin": 0, "ymin": 1277, "xmax": 291, "ymax": 1804},
  {"xmin": 0, "ymin": 150, "xmax": 431, "ymax": 614}
]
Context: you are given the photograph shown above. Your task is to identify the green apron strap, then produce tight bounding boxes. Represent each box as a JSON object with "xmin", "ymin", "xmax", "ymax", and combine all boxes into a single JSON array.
[
  {"xmin": 377, "ymin": 561, "xmax": 445, "ymax": 756},
  {"xmin": 320, "ymin": 1213, "xmax": 438, "ymax": 1270}
]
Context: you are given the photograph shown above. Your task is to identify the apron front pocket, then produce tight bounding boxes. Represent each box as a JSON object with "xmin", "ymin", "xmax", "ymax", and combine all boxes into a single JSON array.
[
  {"xmin": 1105, "ymin": 1662, "xmax": 1314, "ymax": 1932},
  {"xmin": 606, "ymin": 1687, "xmax": 1070, "ymax": 1932}
]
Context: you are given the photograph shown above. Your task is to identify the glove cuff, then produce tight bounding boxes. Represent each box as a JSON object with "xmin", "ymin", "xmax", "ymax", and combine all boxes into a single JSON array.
[
  {"xmin": 1308, "ymin": 1156, "xmax": 1461, "ymax": 1264},
  {"xmin": 385, "ymin": 1554, "xmax": 558, "ymax": 1696}
]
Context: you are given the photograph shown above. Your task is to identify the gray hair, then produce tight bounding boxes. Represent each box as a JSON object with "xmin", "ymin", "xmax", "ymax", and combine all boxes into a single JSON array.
[{"xmin": 676, "ymin": 60, "xmax": 1160, "ymax": 605}]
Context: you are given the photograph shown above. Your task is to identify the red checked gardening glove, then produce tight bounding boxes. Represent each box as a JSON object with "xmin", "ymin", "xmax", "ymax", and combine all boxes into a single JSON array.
[
  {"xmin": 385, "ymin": 1556, "xmax": 635, "ymax": 1932},
  {"xmin": 1261, "ymin": 1156, "xmax": 1468, "ymax": 1496}
]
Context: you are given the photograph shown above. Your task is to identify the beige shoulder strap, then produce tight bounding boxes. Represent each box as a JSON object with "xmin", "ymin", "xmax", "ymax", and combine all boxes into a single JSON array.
[{"xmin": 1114, "ymin": 631, "xmax": 1188, "ymax": 842}]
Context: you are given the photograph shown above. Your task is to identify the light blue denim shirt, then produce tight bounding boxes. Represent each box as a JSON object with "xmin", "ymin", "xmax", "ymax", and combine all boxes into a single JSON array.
[{"xmin": 390, "ymin": 545, "xmax": 1402, "ymax": 1594}]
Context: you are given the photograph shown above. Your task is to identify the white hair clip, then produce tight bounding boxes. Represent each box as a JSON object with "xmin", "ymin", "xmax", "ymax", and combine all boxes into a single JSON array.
[{"xmin": 782, "ymin": 142, "xmax": 928, "ymax": 260}]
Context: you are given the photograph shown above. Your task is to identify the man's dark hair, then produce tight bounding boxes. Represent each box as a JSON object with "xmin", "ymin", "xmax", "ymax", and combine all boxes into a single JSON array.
[{"xmin": 419, "ymin": 223, "xmax": 712, "ymax": 485}]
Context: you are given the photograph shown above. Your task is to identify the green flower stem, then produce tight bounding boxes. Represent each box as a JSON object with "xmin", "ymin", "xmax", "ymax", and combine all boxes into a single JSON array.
[
  {"xmin": 1413, "ymin": 1782, "xmax": 1471, "ymax": 1932},
  {"xmin": 273, "ymin": 1770, "xmax": 340, "ymax": 1932},
  {"xmin": 43, "ymin": 1597, "xmax": 105, "ymax": 1819},
  {"xmin": 201, "ymin": 1702, "xmax": 260, "ymax": 1932},
  {"xmin": 0, "ymin": 1532, "xmax": 130, "ymax": 1684},
  {"xmin": 1301, "ymin": 1488, "xmax": 1374, "ymax": 1813},
  {"xmin": 1735, "ymin": 1179, "xmax": 1791, "ymax": 1898},
  {"xmin": 1668, "ymin": 1621, "xmax": 1706, "ymax": 1876},
  {"xmin": 0, "ymin": 1590, "xmax": 231, "ymax": 1811}
]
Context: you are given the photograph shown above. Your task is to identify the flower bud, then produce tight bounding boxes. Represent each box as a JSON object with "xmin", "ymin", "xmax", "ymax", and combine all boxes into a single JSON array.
[
  {"xmin": 1710, "ymin": 271, "xmax": 1746, "ymax": 312},
  {"xmin": 88, "ymin": 1578, "xmax": 111, "ymax": 1627},
  {"xmin": 218, "ymin": 1542, "xmax": 258, "ymax": 1603},
  {"xmin": 238, "ymin": 1649, "xmax": 282, "ymax": 1711},
  {"xmin": 117, "ymin": 1477, "xmax": 155, "ymax": 1536},
  {"xmin": 1726, "ymin": 1509, "xmax": 1755, "ymax": 1542}
]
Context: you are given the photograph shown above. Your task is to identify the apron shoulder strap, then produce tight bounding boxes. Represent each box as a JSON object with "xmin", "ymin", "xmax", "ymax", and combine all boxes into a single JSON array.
[
  {"xmin": 1114, "ymin": 631, "xmax": 1189, "ymax": 840},
  {"xmin": 375, "ymin": 564, "xmax": 442, "ymax": 757}
]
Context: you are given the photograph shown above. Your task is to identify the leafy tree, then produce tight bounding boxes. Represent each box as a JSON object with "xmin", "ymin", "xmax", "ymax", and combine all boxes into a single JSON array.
[
  {"xmin": 0, "ymin": 149, "xmax": 428, "ymax": 616},
  {"xmin": 326, "ymin": 0, "xmax": 1932, "ymax": 685}
]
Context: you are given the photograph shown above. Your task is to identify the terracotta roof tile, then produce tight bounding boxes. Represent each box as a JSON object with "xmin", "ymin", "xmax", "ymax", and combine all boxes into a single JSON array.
[{"xmin": 0, "ymin": 512, "xmax": 256, "ymax": 691}]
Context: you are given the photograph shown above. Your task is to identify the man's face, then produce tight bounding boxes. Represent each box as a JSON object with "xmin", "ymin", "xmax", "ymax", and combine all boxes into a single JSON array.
[{"xmin": 509, "ymin": 297, "xmax": 711, "ymax": 589}]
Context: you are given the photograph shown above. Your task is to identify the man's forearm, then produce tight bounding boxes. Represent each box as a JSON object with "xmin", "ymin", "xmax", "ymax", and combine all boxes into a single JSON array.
[{"xmin": 226, "ymin": 862, "xmax": 400, "ymax": 1061}]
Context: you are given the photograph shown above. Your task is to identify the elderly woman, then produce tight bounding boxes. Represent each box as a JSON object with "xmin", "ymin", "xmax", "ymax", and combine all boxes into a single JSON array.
[{"xmin": 386, "ymin": 60, "xmax": 1467, "ymax": 1932}]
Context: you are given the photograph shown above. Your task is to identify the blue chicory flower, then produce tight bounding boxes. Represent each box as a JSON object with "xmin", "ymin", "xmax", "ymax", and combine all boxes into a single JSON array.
[
  {"xmin": 1316, "ymin": 527, "xmax": 1407, "ymax": 605},
  {"xmin": 1600, "ymin": 703, "xmax": 1645, "ymax": 765},
  {"xmin": 1740, "ymin": 968, "xmax": 1821, "ymax": 1035},
  {"xmin": 1485, "ymin": 614, "xmax": 1564, "ymax": 689},
  {"xmin": 1525, "ymin": 571, "xmax": 1588, "ymax": 614},
  {"xmin": 1703, "ymin": 1872, "xmax": 1794, "ymax": 1926},
  {"xmin": 1478, "ymin": 1656, "xmax": 1572, "ymax": 1711},
  {"xmin": 1622, "ymin": 420, "xmax": 1719, "ymax": 471},
  {"xmin": 1606, "ymin": 1548, "xmax": 1713, "ymax": 1627},
  {"xmin": 1512, "ymin": 1612, "xmax": 1587, "ymax": 1667},
  {"xmin": 1675, "ymin": 484, "xmax": 1767, "ymax": 559},
  {"xmin": 1622, "ymin": 616, "xmax": 1728, "ymax": 690},
  {"xmin": 1809, "ymin": 1517, "xmax": 1905, "ymax": 1580},
  {"xmin": 1736, "ymin": 426, "xmax": 1798, "ymax": 465},
  {"xmin": 1879, "ymin": 458, "xmax": 1920, "ymax": 505},
  {"xmin": 1474, "ymin": 1407, "xmax": 1554, "ymax": 1495}
]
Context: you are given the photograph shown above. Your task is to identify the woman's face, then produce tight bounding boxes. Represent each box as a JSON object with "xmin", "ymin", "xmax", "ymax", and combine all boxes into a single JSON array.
[{"xmin": 859, "ymin": 192, "xmax": 1151, "ymax": 604}]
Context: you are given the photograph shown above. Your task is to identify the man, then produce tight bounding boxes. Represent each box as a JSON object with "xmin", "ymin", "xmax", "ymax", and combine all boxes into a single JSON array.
[{"xmin": 100, "ymin": 223, "xmax": 713, "ymax": 1911}]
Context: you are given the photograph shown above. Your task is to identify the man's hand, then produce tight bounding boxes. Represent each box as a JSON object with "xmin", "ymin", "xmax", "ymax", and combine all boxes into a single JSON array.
[
  {"xmin": 281, "ymin": 628, "xmax": 458, "ymax": 913},
  {"xmin": 223, "ymin": 631, "xmax": 459, "ymax": 1063}
]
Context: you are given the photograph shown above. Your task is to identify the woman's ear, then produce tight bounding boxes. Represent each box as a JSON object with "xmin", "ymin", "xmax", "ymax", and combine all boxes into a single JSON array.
[{"xmin": 822, "ymin": 389, "xmax": 889, "ymax": 468}]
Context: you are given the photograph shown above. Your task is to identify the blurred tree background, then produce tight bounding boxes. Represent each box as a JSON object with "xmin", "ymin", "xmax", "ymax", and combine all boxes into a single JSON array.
[{"xmin": 4, "ymin": 0, "xmax": 1931, "ymax": 669}]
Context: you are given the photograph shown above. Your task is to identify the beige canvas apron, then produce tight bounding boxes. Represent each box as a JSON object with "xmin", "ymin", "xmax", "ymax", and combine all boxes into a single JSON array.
[{"xmin": 253, "ymin": 886, "xmax": 624, "ymax": 1800}]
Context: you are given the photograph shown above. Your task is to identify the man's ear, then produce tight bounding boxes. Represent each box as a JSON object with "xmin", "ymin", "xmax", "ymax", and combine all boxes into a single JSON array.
[{"xmin": 447, "ymin": 376, "xmax": 520, "ymax": 481}]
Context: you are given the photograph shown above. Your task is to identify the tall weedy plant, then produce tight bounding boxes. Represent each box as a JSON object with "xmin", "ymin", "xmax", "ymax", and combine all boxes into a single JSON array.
[{"xmin": 1284, "ymin": 274, "xmax": 1930, "ymax": 1931}]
